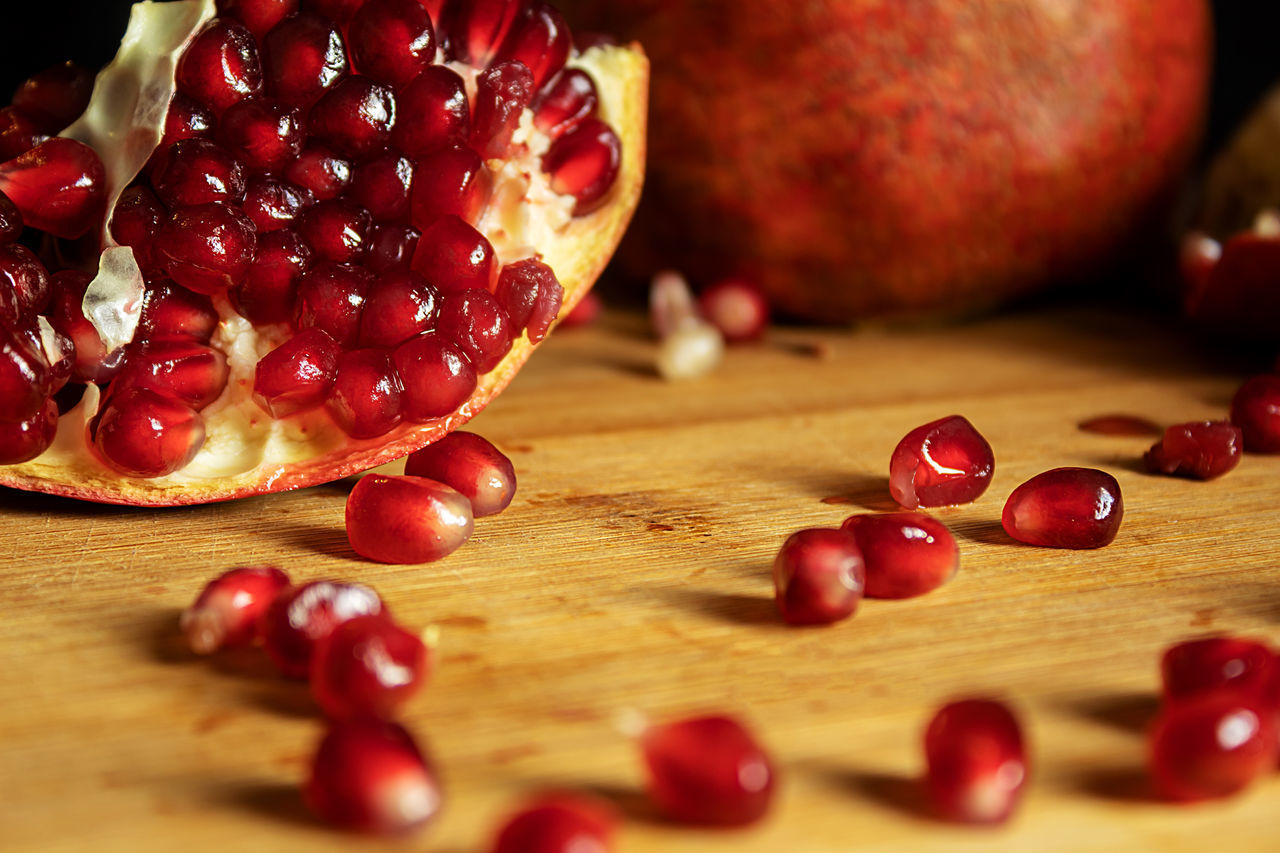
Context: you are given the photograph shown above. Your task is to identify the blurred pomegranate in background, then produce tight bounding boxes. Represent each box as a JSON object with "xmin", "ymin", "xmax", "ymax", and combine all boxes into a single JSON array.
[{"xmin": 556, "ymin": 0, "xmax": 1212, "ymax": 322}]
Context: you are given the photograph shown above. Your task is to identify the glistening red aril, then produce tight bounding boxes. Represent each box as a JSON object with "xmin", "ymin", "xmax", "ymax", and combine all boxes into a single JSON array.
[
  {"xmin": 404, "ymin": 431, "xmax": 516, "ymax": 517},
  {"xmin": 346, "ymin": 474, "xmax": 475, "ymax": 563},
  {"xmin": 305, "ymin": 719, "xmax": 442, "ymax": 834},
  {"xmin": 543, "ymin": 118, "xmax": 621, "ymax": 215},
  {"xmin": 88, "ymin": 387, "xmax": 206, "ymax": 478},
  {"xmin": 1001, "ymin": 467, "xmax": 1123, "ymax": 549},
  {"xmin": 697, "ymin": 278, "xmax": 770, "ymax": 343},
  {"xmin": 841, "ymin": 511, "xmax": 958, "ymax": 599},
  {"xmin": 1229, "ymin": 375, "xmax": 1280, "ymax": 452},
  {"xmin": 0, "ymin": 138, "xmax": 106, "ymax": 239},
  {"xmin": 179, "ymin": 565, "xmax": 291, "ymax": 654},
  {"xmin": 889, "ymin": 415, "xmax": 994, "ymax": 509},
  {"xmin": 924, "ymin": 699, "xmax": 1027, "ymax": 824},
  {"xmin": 490, "ymin": 793, "xmax": 617, "ymax": 853},
  {"xmin": 1143, "ymin": 420, "xmax": 1242, "ymax": 480},
  {"xmin": 1161, "ymin": 637, "xmax": 1280, "ymax": 709},
  {"xmin": 253, "ymin": 328, "xmax": 342, "ymax": 417},
  {"xmin": 0, "ymin": 399, "xmax": 57, "ymax": 464},
  {"xmin": 771, "ymin": 527, "xmax": 865, "ymax": 626},
  {"xmin": 260, "ymin": 579, "xmax": 384, "ymax": 679},
  {"xmin": 640, "ymin": 714, "xmax": 776, "ymax": 826},
  {"xmin": 310, "ymin": 613, "xmax": 430, "ymax": 721},
  {"xmin": 1148, "ymin": 691, "xmax": 1278, "ymax": 802}
]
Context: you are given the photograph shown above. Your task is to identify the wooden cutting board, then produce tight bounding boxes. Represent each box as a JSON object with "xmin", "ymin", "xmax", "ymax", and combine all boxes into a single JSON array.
[{"xmin": 2, "ymin": 302, "xmax": 1277, "ymax": 852}]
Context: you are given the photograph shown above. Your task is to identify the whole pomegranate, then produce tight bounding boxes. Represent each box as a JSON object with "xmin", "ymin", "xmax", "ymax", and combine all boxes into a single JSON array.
[{"xmin": 558, "ymin": 0, "xmax": 1211, "ymax": 321}]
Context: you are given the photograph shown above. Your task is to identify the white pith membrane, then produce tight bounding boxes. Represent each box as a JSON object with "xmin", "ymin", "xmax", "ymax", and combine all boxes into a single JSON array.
[{"xmin": 0, "ymin": 0, "xmax": 647, "ymax": 505}]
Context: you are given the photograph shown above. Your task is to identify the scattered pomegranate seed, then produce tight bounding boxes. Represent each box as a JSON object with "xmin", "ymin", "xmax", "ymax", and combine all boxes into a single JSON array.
[
  {"xmin": 326, "ymin": 347, "xmax": 404, "ymax": 439},
  {"xmin": 490, "ymin": 793, "xmax": 617, "ymax": 853},
  {"xmin": 348, "ymin": 0, "xmax": 437, "ymax": 89},
  {"xmin": 471, "ymin": 60, "xmax": 534, "ymax": 159},
  {"xmin": 697, "ymin": 278, "xmax": 770, "ymax": 343},
  {"xmin": 392, "ymin": 67, "xmax": 471, "ymax": 157},
  {"xmin": 656, "ymin": 321, "xmax": 724, "ymax": 381},
  {"xmin": 154, "ymin": 201, "xmax": 259, "ymax": 295},
  {"xmin": 10, "ymin": 61, "xmax": 94, "ymax": 132},
  {"xmin": 392, "ymin": 331, "xmax": 478, "ymax": 420},
  {"xmin": 841, "ymin": 511, "xmax": 959, "ymax": 599},
  {"xmin": 253, "ymin": 328, "xmax": 342, "ymax": 417},
  {"xmin": 179, "ymin": 565, "xmax": 291, "ymax": 654},
  {"xmin": 434, "ymin": 288, "xmax": 513, "ymax": 373},
  {"xmin": 772, "ymin": 527, "xmax": 865, "ymax": 626},
  {"xmin": 1077, "ymin": 413, "xmax": 1163, "ymax": 436},
  {"xmin": 261, "ymin": 11, "xmax": 349, "ymax": 107},
  {"xmin": 260, "ymin": 579, "xmax": 384, "ymax": 679},
  {"xmin": 1001, "ymin": 467, "xmax": 1123, "ymax": 549},
  {"xmin": 1143, "ymin": 420, "xmax": 1243, "ymax": 480},
  {"xmin": 543, "ymin": 118, "xmax": 621, "ymax": 215},
  {"xmin": 640, "ymin": 714, "xmax": 776, "ymax": 826},
  {"xmin": 89, "ymin": 387, "xmax": 206, "ymax": 477},
  {"xmin": 346, "ymin": 474, "xmax": 475, "ymax": 563},
  {"xmin": 0, "ymin": 397, "xmax": 58, "ymax": 464},
  {"xmin": 532, "ymin": 68, "xmax": 599, "ymax": 139},
  {"xmin": 0, "ymin": 138, "xmax": 106, "ymax": 239},
  {"xmin": 1148, "ymin": 691, "xmax": 1278, "ymax": 802},
  {"xmin": 924, "ymin": 699, "xmax": 1027, "ymax": 824},
  {"xmin": 1161, "ymin": 637, "xmax": 1280, "ymax": 709},
  {"xmin": 404, "ymin": 431, "xmax": 517, "ymax": 517},
  {"xmin": 310, "ymin": 613, "xmax": 430, "ymax": 720},
  {"xmin": 305, "ymin": 719, "xmax": 442, "ymax": 834},
  {"xmin": 889, "ymin": 415, "xmax": 994, "ymax": 509},
  {"xmin": 175, "ymin": 18, "xmax": 264, "ymax": 115},
  {"xmin": 1229, "ymin": 374, "xmax": 1280, "ymax": 452}
]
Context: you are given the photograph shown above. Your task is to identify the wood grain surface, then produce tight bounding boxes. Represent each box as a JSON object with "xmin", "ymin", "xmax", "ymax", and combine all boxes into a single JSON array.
[{"xmin": 2, "ymin": 302, "xmax": 1278, "ymax": 852}]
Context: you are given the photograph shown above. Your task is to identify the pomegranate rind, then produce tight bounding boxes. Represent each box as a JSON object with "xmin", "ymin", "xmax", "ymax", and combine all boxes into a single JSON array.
[{"xmin": 0, "ymin": 37, "xmax": 647, "ymax": 505}]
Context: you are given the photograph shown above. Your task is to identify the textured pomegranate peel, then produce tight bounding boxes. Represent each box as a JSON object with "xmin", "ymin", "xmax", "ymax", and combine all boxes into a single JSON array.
[{"xmin": 0, "ymin": 0, "xmax": 647, "ymax": 506}]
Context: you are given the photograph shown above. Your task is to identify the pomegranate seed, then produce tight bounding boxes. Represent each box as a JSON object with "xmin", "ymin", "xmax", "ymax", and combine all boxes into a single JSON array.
[
  {"xmin": 261, "ymin": 579, "xmax": 383, "ymax": 678},
  {"xmin": 179, "ymin": 565, "xmax": 292, "ymax": 654},
  {"xmin": 348, "ymin": 154, "xmax": 414, "ymax": 223},
  {"xmin": 235, "ymin": 227, "xmax": 313, "ymax": 324},
  {"xmin": 924, "ymin": 699, "xmax": 1027, "ymax": 824},
  {"xmin": 253, "ymin": 328, "xmax": 342, "ymax": 416},
  {"xmin": 311, "ymin": 613, "xmax": 429, "ymax": 720},
  {"xmin": 348, "ymin": 0, "xmax": 436, "ymax": 89},
  {"xmin": 490, "ymin": 794, "xmax": 617, "ymax": 853},
  {"xmin": 1077, "ymin": 413, "xmax": 1163, "ymax": 436},
  {"xmin": 0, "ymin": 190, "xmax": 23, "ymax": 244},
  {"xmin": 0, "ymin": 108, "xmax": 47, "ymax": 161},
  {"xmin": 1162, "ymin": 637, "xmax": 1280, "ymax": 709},
  {"xmin": 216, "ymin": 97, "xmax": 305, "ymax": 174},
  {"xmin": 392, "ymin": 331, "xmax": 477, "ymax": 420},
  {"xmin": 299, "ymin": 198, "xmax": 372, "ymax": 263},
  {"xmin": 47, "ymin": 270, "xmax": 124, "ymax": 383},
  {"xmin": 0, "ymin": 397, "xmax": 57, "ymax": 464},
  {"xmin": 10, "ymin": 61, "xmax": 94, "ymax": 132},
  {"xmin": 772, "ymin": 527, "xmax": 865, "ymax": 626},
  {"xmin": 327, "ymin": 348, "xmax": 404, "ymax": 438},
  {"xmin": 359, "ymin": 269, "xmax": 438, "ymax": 347},
  {"xmin": 152, "ymin": 138, "xmax": 248, "ymax": 207},
  {"xmin": 346, "ymin": 473, "xmax": 475, "ymax": 563},
  {"xmin": 1002, "ymin": 467, "xmax": 1123, "ymax": 549},
  {"xmin": 1179, "ymin": 231, "xmax": 1221, "ymax": 305},
  {"xmin": 242, "ymin": 176, "xmax": 313, "ymax": 232},
  {"xmin": 492, "ymin": 1, "xmax": 571, "ymax": 91},
  {"xmin": 0, "ymin": 323, "xmax": 49, "ymax": 422},
  {"xmin": 366, "ymin": 224, "xmax": 420, "ymax": 273},
  {"xmin": 292, "ymin": 262, "xmax": 371, "ymax": 347},
  {"xmin": 175, "ymin": 18, "xmax": 264, "ymax": 115},
  {"xmin": 841, "ymin": 511, "xmax": 959, "ymax": 599},
  {"xmin": 307, "ymin": 76, "xmax": 397, "ymax": 161},
  {"xmin": 109, "ymin": 185, "xmax": 166, "ymax": 276},
  {"xmin": 888, "ymin": 414, "xmax": 994, "ymax": 509},
  {"xmin": 532, "ymin": 68, "xmax": 598, "ymax": 139},
  {"xmin": 470, "ymin": 60, "xmax": 534, "ymax": 159},
  {"xmin": 154, "ymin": 202, "xmax": 259, "ymax": 295},
  {"xmin": 417, "ymin": 0, "xmax": 447, "ymax": 26},
  {"xmin": 435, "ymin": 288, "xmax": 512, "ymax": 372},
  {"xmin": 404, "ymin": 431, "xmax": 516, "ymax": 517},
  {"xmin": 408, "ymin": 146, "xmax": 490, "ymax": 228},
  {"xmin": 698, "ymin": 278, "xmax": 770, "ymax": 343},
  {"xmin": 392, "ymin": 66, "xmax": 470, "ymax": 157},
  {"xmin": 558, "ymin": 290, "xmax": 601, "ymax": 328},
  {"xmin": 411, "ymin": 215, "xmax": 496, "ymax": 292},
  {"xmin": 305, "ymin": 719, "xmax": 442, "ymax": 834},
  {"xmin": 1143, "ymin": 420, "xmax": 1243, "ymax": 480},
  {"xmin": 444, "ymin": 0, "xmax": 524, "ymax": 65},
  {"xmin": 0, "ymin": 138, "xmax": 106, "ymax": 239},
  {"xmin": 0, "ymin": 242, "xmax": 51, "ymax": 316},
  {"xmin": 89, "ymin": 387, "xmax": 206, "ymax": 478},
  {"xmin": 640, "ymin": 714, "xmax": 776, "ymax": 826},
  {"xmin": 156, "ymin": 94, "xmax": 217, "ymax": 153},
  {"xmin": 113, "ymin": 341, "xmax": 230, "ymax": 410},
  {"xmin": 542, "ymin": 118, "xmax": 621, "ymax": 216},
  {"xmin": 218, "ymin": 0, "xmax": 299, "ymax": 40},
  {"xmin": 262, "ymin": 12, "xmax": 350, "ymax": 109},
  {"xmin": 1230, "ymin": 374, "xmax": 1280, "ymax": 452},
  {"xmin": 138, "ymin": 281, "xmax": 220, "ymax": 343},
  {"xmin": 1149, "ymin": 691, "xmax": 1278, "ymax": 802},
  {"xmin": 495, "ymin": 257, "xmax": 563, "ymax": 344},
  {"xmin": 285, "ymin": 145, "xmax": 352, "ymax": 200},
  {"xmin": 307, "ymin": 0, "xmax": 369, "ymax": 25}
]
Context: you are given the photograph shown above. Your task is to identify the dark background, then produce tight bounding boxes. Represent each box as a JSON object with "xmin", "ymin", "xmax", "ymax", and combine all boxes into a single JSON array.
[{"xmin": 3, "ymin": 1, "xmax": 1277, "ymax": 161}]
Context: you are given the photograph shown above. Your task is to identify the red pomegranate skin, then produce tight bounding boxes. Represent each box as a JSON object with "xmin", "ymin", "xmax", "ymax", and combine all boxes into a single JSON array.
[{"xmin": 555, "ymin": 0, "xmax": 1211, "ymax": 321}]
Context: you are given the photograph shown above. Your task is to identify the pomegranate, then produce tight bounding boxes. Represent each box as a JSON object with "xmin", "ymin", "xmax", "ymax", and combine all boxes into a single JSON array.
[
  {"xmin": 345, "ymin": 473, "xmax": 475, "ymax": 563},
  {"xmin": 554, "ymin": 0, "xmax": 1209, "ymax": 321},
  {"xmin": 840, "ymin": 512, "xmax": 959, "ymax": 599},
  {"xmin": 1161, "ymin": 637, "xmax": 1280, "ymax": 710},
  {"xmin": 1143, "ymin": 420, "xmax": 1243, "ymax": 480},
  {"xmin": 0, "ymin": 0, "xmax": 646, "ymax": 506}
]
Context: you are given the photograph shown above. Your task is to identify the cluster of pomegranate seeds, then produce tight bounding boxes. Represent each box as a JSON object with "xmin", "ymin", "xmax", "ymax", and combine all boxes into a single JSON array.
[
  {"xmin": 489, "ymin": 794, "xmax": 617, "ymax": 853},
  {"xmin": 640, "ymin": 714, "xmax": 776, "ymax": 826},
  {"xmin": 923, "ymin": 699, "xmax": 1027, "ymax": 824},
  {"xmin": 0, "ymin": 0, "xmax": 622, "ymax": 481},
  {"xmin": 889, "ymin": 415, "xmax": 994, "ymax": 509},
  {"xmin": 841, "ymin": 511, "xmax": 959, "ymax": 599},
  {"xmin": 771, "ymin": 527, "xmax": 865, "ymax": 626},
  {"xmin": 1143, "ymin": 420, "xmax": 1243, "ymax": 480},
  {"xmin": 1001, "ymin": 467, "xmax": 1123, "ymax": 549}
]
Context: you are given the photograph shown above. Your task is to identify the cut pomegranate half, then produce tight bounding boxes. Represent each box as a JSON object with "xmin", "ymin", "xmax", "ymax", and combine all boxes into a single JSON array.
[{"xmin": 0, "ymin": 0, "xmax": 647, "ymax": 506}]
